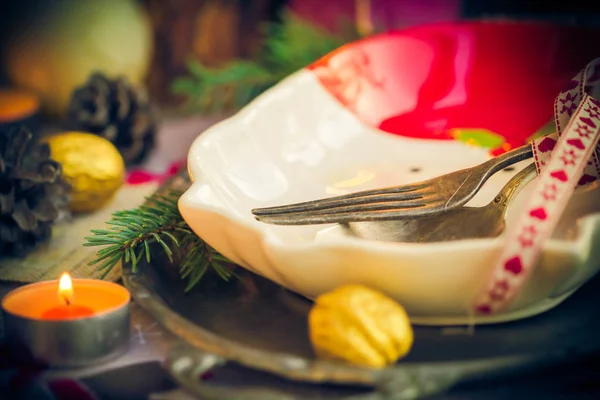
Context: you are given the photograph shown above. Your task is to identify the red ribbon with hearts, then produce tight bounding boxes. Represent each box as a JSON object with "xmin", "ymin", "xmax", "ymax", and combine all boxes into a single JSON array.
[
  {"xmin": 472, "ymin": 58, "xmax": 600, "ymax": 315},
  {"xmin": 532, "ymin": 61, "xmax": 600, "ymax": 184}
]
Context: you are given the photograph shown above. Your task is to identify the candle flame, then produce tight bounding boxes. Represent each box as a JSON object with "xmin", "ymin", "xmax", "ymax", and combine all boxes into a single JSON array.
[{"xmin": 58, "ymin": 273, "xmax": 74, "ymax": 306}]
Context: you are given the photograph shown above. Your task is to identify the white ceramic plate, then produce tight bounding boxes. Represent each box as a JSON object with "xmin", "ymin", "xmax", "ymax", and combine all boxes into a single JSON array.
[{"xmin": 179, "ymin": 22, "xmax": 600, "ymax": 325}]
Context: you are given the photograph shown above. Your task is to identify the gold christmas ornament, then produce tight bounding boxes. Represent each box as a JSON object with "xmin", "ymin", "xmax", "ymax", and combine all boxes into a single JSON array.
[
  {"xmin": 4, "ymin": 0, "xmax": 152, "ymax": 117},
  {"xmin": 45, "ymin": 132, "xmax": 125, "ymax": 213},
  {"xmin": 308, "ymin": 284, "xmax": 413, "ymax": 368}
]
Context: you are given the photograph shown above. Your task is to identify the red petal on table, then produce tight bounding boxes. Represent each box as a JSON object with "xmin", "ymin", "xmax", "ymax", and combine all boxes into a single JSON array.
[
  {"xmin": 167, "ymin": 160, "xmax": 186, "ymax": 175},
  {"xmin": 126, "ymin": 170, "xmax": 157, "ymax": 185},
  {"xmin": 48, "ymin": 378, "xmax": 98, "ymax": 400},
  {"xmin": 126, "ymin": 160, "xmax": 186, "ymax": 185}
]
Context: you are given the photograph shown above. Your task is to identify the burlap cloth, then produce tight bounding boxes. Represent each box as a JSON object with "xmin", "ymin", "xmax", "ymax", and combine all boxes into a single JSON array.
[{"xmin": 0, "ymin": 182, "xmax": 159, "ymax": 283}]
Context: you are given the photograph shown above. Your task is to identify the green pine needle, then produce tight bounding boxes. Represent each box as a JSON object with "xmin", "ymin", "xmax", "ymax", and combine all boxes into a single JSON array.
[
  {"xmin": 84, "ymin": 190, "xmax": 235, "ymax": 291},
  {"xmin": 171, "ymin": 11, "xmax": 359, "ymax": 114}
]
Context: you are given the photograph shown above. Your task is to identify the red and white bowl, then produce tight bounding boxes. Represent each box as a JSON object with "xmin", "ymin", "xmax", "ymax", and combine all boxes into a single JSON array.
[{"xmin": 179, "ymin": 21, "xmax": 600, "ymax": 325}]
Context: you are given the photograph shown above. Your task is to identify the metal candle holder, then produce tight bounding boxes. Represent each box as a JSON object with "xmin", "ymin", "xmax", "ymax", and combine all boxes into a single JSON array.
[{"xmin": 1, "ymin": 278, "xmax": 131, "ymax": 368}]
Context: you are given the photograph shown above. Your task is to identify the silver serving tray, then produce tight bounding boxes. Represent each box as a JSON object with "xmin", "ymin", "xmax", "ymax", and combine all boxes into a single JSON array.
[{"xmin": 122, "ymin": 171, "xmax": 600, "ymax": 399}]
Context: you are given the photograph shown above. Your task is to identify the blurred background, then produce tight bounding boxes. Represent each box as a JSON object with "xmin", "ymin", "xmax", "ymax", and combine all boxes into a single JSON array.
[
  {"xmin": 2, "ymin": 0, "xmax": 600, "ymax": 110},
  {"xmin": 0, "ymin": 0, "xmax": 599, "ymax": 172}
]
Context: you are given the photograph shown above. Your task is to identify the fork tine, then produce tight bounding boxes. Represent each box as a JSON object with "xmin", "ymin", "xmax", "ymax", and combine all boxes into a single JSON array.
[
  {"xmin": 254, "ymin": 202, "xmax": 441, "ymax": 225},
  {"xmin": 252, "ymin": 144, "xmax": 535, "ymax": 219},
  {"xmin": 251, "ymin": 182, "xmax": 428, "ymax": 216},
  {"xmin": 259, "ymin": 199, "xmax": 429, "ymax": 218}
]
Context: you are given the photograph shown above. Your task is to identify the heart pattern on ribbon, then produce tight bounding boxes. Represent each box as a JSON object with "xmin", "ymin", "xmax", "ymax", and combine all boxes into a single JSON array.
[
  {"xmin": 473, "ymin": 58, "xmax": 600, "ymax": 315},
  {"xmin": 532, "ymin": 61, "xmax": 600, "ymax": 184}
]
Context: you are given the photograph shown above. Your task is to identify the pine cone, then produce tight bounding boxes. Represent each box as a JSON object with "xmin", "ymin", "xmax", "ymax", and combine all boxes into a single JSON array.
[
  {"xmin": 67, "ymin": 73, "xmax": 156, "ymax": 166},
  {"xmin": 0, "ymin": 127, "xmax": 71, "ymax": 257}
]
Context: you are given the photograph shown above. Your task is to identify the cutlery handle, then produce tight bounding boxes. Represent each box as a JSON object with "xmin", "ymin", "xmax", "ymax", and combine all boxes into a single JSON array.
[
  {"xmin": 479, "ymin": 144, "xmax": 534, "ymax": 179},
  {"xmin": 493, "ymin": 163, "xmax": 538, "ymax": 211}
]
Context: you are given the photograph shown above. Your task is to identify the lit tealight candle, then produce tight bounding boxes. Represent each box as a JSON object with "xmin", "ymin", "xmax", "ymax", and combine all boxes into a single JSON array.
[
  {"xmin": 41, "ymin": 273, "xmax": 95, "ymax": 320},
  {"xmin": 1, "ymin": 274, "xmax": 131, "ymax": 367}
]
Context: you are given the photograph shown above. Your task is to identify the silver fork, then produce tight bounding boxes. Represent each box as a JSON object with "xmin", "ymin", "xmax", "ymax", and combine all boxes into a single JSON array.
[
  {"xmin": 252, "ymin": 144, "xmax": 533, "ymax": 225},
  {"xmin": 343, "ymin": 163, "xmax": 538, "ymax": 242}
]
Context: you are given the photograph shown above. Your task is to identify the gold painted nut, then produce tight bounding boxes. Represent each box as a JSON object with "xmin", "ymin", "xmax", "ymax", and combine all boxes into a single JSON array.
[
  {"xmin": 309, "ymin": 284, "xmax": 414, "ymax": 368},
  {"xmin": 45, "ymin": 131, "xmax": 125, "ymax": 213}
]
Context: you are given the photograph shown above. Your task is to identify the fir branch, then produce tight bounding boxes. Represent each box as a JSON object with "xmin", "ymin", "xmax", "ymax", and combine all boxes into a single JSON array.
[
  {"xmin": 171, "ymin": 61, "xmax": 276, "ymax": 114},
  {"xmin": 171, "ymin": 11, "xmax": 359, "ymax": 114},
  {"xmin": 84, "ymin": 190, "xmax": 235, "ymax": 291}
]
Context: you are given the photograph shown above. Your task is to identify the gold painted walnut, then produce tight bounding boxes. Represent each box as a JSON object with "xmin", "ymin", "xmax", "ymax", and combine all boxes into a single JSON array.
[{"xmin": 309, "ymin": 284, "xmax": 414, "ymax": 368}]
